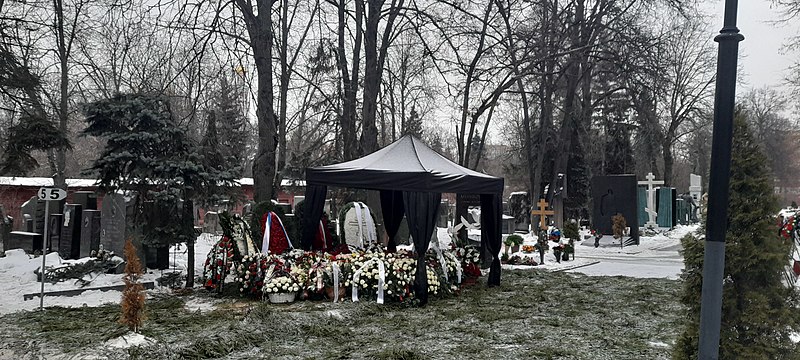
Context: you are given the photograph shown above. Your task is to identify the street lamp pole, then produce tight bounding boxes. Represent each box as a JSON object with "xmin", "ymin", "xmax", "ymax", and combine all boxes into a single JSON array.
[{"xmin": 698, "ymin": 0, "xmax": 743, "ymax": 359}]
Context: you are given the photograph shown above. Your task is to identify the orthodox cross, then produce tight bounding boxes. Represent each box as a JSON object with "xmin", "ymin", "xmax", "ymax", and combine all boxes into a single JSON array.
[
  {"xmin": 531, "ymin": 199, "xmax": 555, "ymax": 230},
  {"xmin": 638, "ymin": 172, "xmax": 664, "ymax": 228}
]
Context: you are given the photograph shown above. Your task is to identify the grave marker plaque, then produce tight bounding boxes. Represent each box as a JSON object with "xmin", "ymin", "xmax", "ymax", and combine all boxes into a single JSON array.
[
  {"xmin": 59, "ymin": 204, "xmax": 83, "ymax": 259},
  {"xmin": 79, "ymin": 210, "xmax": 101, "ymax": 258}
]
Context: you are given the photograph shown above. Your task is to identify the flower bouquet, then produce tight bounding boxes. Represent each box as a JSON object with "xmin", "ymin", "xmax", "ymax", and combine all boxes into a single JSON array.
[
  {"xmin": 264, "ymin": 275, "xmax": 301, "ymax": 303},
  {"xmin": 322, "ymin": 255, "xmax": 353, "ymax": 301},
  {"xmin": 521, "ymin": 244, "xmax": 535, "ymax": 253},
  {"xmin": 349, "ymin": 251, "xmax": 389, "ymax": 303},
  {"xmin": 385, "ymin": 255, "xmax": 415, "ymax": 302},
  {"xmin": 202, "ymin": 235, "xmax": 240, "ymax": 292},
  {"xmin": 234, "ymin": 254, "xmax": 288, "ymax": 298}
]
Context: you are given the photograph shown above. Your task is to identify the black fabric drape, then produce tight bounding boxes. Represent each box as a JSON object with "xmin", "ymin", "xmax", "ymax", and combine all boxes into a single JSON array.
[
  {"xmin": 380, "ymin": 190, "xmax": 405, "ymax": 252},
  {"xmin": 403, "ymin": 191, "xmax": 441, "ymax": 306},
  {"xmin": 301, "ymin": 185, "xmax": 328, "ymax": 250},
  {"xmin": 481, "ymin": 194, "xmax": 502, "ymax": 286}
]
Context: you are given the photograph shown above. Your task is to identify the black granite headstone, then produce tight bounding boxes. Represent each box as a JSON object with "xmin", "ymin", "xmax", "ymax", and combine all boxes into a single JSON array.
[
  {"xmin": 72, "ymin": 191, "xmax": 98, "ymax": 210},
  {"xmin": 7, "ymin": 231, "xmax": 43, "ymax": 252},
  {"xmin": 0, "ymin": 205, "xmax": 11, "ymax": 252},
  {"xmin": 591, "ymin": 175, "xmax": 639, "ymax": 244},
  {"xmin": 100, "ymin": 193, "xmax": 130, "ymax": 256},
  {"xmin": 79, "ymin": 210, "xmax": 101, "ymax": 258},
  {"xmin": 48, "ymin": 214, "xmax": 63, "ymax": 252},
  {"xmin": 59, "ymin": 204, "xmax": 83, "ymax": 259}
]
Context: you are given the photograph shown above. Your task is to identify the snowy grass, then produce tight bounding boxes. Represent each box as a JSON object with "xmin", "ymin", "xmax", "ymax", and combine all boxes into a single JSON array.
[{"xmin": 0, "ymin": 269, "xmax": 684, "ymax": 359}]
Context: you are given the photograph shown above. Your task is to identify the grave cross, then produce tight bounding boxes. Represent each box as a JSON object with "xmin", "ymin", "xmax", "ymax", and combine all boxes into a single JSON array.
[
  {"xmin": 638, "ymin": 172, "xmax": 664, "ymax": 228},
  {"xmin": 531, "ymin": 199, "xmax": 554, "ymax": 230}
]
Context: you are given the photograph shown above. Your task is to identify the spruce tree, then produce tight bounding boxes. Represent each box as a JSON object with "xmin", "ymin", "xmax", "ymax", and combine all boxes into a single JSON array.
[
  {"xmin": 215, "ymin": 77, "xmax": 247, "ymax": 178},
  {"xmin": 674, "ymin": 116, "xmax": 800, "ymax": 359},
  {"xmin": 402, "ymin": 106, "xmax": 423, "ymax": 138}
]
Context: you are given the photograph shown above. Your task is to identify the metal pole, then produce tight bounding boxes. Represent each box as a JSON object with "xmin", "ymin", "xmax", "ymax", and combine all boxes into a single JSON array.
[
  {"xmin": 40, "ymin": 200, "xmax": 49, "ymax": 310},
  {"xmin": 698, "ymin": 1, "xmax": 743, "ymax": 359}
]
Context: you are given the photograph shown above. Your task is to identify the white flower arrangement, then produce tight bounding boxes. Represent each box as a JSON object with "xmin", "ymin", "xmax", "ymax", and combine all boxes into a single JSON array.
[{"xmin": 264, "ymin": 275, "xmax": 301, "ymax": 294}]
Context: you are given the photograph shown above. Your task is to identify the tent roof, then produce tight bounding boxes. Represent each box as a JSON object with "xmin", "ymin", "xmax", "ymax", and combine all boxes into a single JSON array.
[{"xmin": 305, "ymin": 135, "xmax": 503, "ymax": 194}]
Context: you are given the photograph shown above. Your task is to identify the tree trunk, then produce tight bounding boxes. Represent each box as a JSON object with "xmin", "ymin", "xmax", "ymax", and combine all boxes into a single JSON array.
[
  {"xmin": 241, "ymin": 0, "xmax": 278, "ymax": 203},
  {"xmin": 359, "ymin": 0, "xmax": 384, "ymax": 156},
  {"xmin": 54, "ymin": 0, "xmax": 68, "ymax": 190},
  {"xmin": 276, "ymin": 0, "xmax": 290, "ymax": 189},
  {"xmin": 184, "ymin": 198, "xmax": 195, "ymax": 288},
  {"xmin": 662, "ymin": 138, "xmax": 674, "ymax": 186},
  {"xmin": 337, "ymin": 0, "xmax": 362, "ymax": 161}
]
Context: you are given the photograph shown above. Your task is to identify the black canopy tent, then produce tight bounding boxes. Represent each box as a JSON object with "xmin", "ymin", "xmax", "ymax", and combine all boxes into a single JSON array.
[{"xmin": 300, "ymin": 135, "xmax": 504, "ymax": 305}]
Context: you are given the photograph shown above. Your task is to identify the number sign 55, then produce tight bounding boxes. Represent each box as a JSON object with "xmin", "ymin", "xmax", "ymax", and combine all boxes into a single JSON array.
[{"xmin": 38, "ymin": 187, "xmax": 67, "ymax": 201}]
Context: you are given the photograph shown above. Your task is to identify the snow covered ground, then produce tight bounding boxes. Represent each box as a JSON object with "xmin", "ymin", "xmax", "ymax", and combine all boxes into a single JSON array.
[
  {"xmin": 500, "ymin": 225, "xmax": 695, "ymax": 280},
  {"xmin": 0, "ymin": 224, "xmax": 696, "ymax": 315}
]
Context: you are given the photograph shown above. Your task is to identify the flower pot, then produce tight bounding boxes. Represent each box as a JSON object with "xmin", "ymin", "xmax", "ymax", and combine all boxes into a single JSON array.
[
  {"xmin": 511, "ymin": 245, "xmax": 520, "ymax": 253},
  {"xmin": 268, "ymin": 292, "xmax": 296, "ymax": 304},
  {"xmin": 324, "ymin": 285, "xmax": 347, "ymax": 301}
]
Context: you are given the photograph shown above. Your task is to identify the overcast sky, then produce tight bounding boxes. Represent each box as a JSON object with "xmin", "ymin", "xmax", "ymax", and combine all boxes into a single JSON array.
[{"xmin": 703, "ymin": 0, "xmax": 797, "ymax": 93}]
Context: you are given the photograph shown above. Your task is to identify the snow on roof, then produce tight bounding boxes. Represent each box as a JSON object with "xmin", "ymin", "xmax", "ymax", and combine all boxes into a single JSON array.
[
  {"xmin": 1, "ymin": 177, "xmax": 306, "ymax": 189},
  {"xmin": 0, "ymin": 177, "xmax": 100, "ymax": 188},
  {"xmin": 236, "ymin": 178, "xmax": 306, "ymax": 187}
]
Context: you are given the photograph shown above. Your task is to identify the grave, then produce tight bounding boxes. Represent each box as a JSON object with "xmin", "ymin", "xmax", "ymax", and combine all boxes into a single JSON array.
[
  {"xmin": 531, "ymin": 199, "xmax": 554, "ymax": 231},
  {"xmin": 656, "ymin": 187, "xmax": 676, "ymax": 228},
  {"xmin": 501, "ymin": 214, "xmax": 515, "ymax": 234},
  {"xmin": 637, "ymin": 172, "xmax": 664, "ymax": 228},
  {"xmin": 689, "ymin": 173, "xmax": 702, "ymax": 202},
  {"xmin": 340, "ymin": 202, "xmax": 377, "ymax": 249},
  {"xmin": 79, "ymin": 209, "xmax": 101, "ymax": 258},
  {"xmin": 437, "ymin": 200, "xmax": 449, "ymax": 228},
  {"xmin": 0, "ymin": 205, "xmax": 11, "ymax": 252},
  {"xmin": 47, "ymin": 214, "xmax": 63, "ymax": 252},
  {"xmin": 100, "ymin": 193, "xmax": 133, "ymax": 256},
  {"xmin": 19, "ymin": 197, "xmax": 40, "ymax": 233},
  {"xmin": 7, "ymin": 231, "xmax": 43, "ymax": 252},
  {"xmin": 203, "ymin": 211, "xmax": 221, "ymax": 234},
  {"xmin": 71, "ymin": 191, "xmax": 98, "ymax": 210},
  {"xmin": 59, "ymin": 204, "xmax": 83, "ymax": 259},
  {"xmin": 591, "ymin": 175, "xmax": 639, "ymax": 244},
  {"xmin": 142, "ymin": 200, "xmax": 173, "ymax": 269},
  {"xmin": 508, "ymin": 192, "xmax": 530, "ymax": 232}
]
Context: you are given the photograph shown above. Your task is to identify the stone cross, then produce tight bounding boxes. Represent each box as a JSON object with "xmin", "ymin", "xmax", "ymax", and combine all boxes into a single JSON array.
[
  {"xmin": 531, "ymin": 199, "xmax": 554, "ymax": 230},
  {"xmin": 638, "ymin": 172, "xmax": 664, "ymax": 228}
]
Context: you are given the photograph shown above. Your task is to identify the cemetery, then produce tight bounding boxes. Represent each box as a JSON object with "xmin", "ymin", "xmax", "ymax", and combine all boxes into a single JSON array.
[{"xmin": 3, "ymin": 0, "xmax": 800, "ymax": 357}]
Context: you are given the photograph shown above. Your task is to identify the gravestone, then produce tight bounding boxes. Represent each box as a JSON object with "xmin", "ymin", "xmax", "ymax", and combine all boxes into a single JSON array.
[
  {"xmin": 20, "ymin": 197, "xmax": 40, "ymax": 233},
  {"xmin": 501, "ymin": 215, "xmax": 515, "ymax": 234},
  {"xmin": 7, "ymin": 231, "xmax": 43, "ymax": 252},
  {"xmin": 203, "ymin": 211, "xmax": 221, "ymax": 234},
  {"xmin": 0, "ymin": 205, "xmax": 11, "ymax": 252},
  {"xmin": 637, "ymin": 187, "xmax": 648, "ymax": 228},
  {"xmin": 656, "ymin": 187, "xmax": 675, "ymax": 228},
  {"xmin": 689, "ymin": 174, "xmax": 702, "ymax": 202},
  {"xmin": 591, "ymin": 175, "xmax": 639, "ymax": 244},
  {"xmin": 508, "ymin": 192, "xmax": 530, "ymax": 232},
  {"xmin": 142, "ymin": 200, "xmax": 173, "ymax": 269},
  {"xmin": 637, "ymin": 172, "xmax": 664, "ymax": 228},
  {"xmin": 437, "ymin": 201, "xmax": 449, "ymax": 228},
  {"xmin": 48, "ymin": 214, "xmax": 63, "ymax": 252},
  {"xmin": 79, "ymin": 210, "xmax": 101, "ymax": 258},
  {"xmin": 341, "ymin": 202, "xmax": 377, "ymax": 249},
  {"xmin": 71, "ymin": 191, "xmax": 98, "ymax": 210},
  {"xmin": 0, "ymin": 205, "xmax": 14, "ymax": 251},
  {"xmin": 59, "ymin": 204, "xmax": 83, "ymax": 259},
  {"xmin": 396, "ymin": 216, "xmax": 410, "ymax": 245},
  {"xmin": 100, "ymin": 193, "xmax": 131, "ymax": 256}
]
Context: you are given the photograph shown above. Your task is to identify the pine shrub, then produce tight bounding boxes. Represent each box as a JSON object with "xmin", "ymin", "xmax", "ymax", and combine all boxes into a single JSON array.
[
  {"xmin": 674, "ymin": 116, "xmax": 800, "ymax": 359},
  {"xmin": 120, "ymin": 239, "xmax": 146, "ymax": 332}
]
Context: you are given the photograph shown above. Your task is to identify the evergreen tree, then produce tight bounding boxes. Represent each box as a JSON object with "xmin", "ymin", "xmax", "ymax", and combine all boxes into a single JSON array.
[
  {"xmin": 0, "ymin": 43, "xmax": 70, "ymax": 175},
  {"xmin": 215, "ymin": 77, "xmax": 247, "ymax": 178},
  {"xmin": 84, "ymin": 93, "xmax": 238, "ymax": 287},
  {"xmin": 674, "ymin": 116, "xmax": 800, "ymax": 359},
  {"xmin": 402, "ymin": 106, "xmax": 423, "ymax": 138}
]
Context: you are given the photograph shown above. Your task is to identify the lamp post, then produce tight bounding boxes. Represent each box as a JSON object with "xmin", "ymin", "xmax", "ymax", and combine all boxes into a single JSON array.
[{"xmin": 698, "ymin": 0, "xmax": 743, "ymax": 359}]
